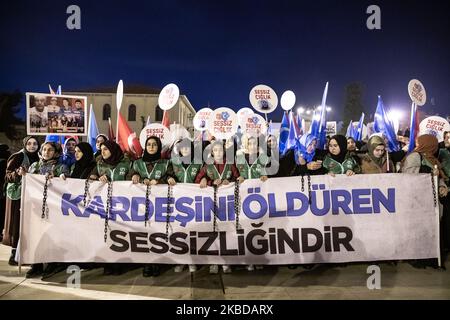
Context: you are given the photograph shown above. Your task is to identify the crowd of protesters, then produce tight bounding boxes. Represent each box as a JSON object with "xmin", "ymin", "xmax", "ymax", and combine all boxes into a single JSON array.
[{"xmin": 1, "ymin": 129, "xmax": 449, "ymax": 280}]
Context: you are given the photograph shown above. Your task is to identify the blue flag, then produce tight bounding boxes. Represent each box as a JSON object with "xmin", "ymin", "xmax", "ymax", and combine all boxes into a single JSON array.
[
  {"xmin": 88, "ymin": 104, "xmax": 100, "ymax": 152},
  {"xmin": 355, "ymin": 113, "xmax": 365, "ymax": 141},
  {"xmin": 310, "ymin": 82, "xmax": 328, "ymax": 149},
  {"xmin": 296, "ymin": 113, "xmax": 303, "ymax": 136},
  {"xmin": 346, "ymin": 120, "xmax": 354, "ymax": 138},
  {"xmin": 45, "ymin": 135, "xmax": 61, "ymax": 143},
  {"xmin": 278, "ymin": 111, "xmax": 290, "ymax": 154},
  {"xmin": 284, "ymin": 111, "xmax": 299, "ymax": 154},
  {"xmin": 309, "ymin": 109, "xmax": 319, "ymax": 135},
  {"xmin": 374, "ymin": 96, "xmax": 400, "ymax": 152}
]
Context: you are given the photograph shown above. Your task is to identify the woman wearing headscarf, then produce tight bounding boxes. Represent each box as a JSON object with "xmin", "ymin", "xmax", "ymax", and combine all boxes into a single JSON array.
[
  {"xmin": 130, "ymin": 136, "xmax": 170, "ymax": 277},
  {"xmin": 167, "ymin": 139, "xmax": 202, "ymax": 274},
  {"xmin": 195, "ymin": 140, "xmax": 243, "ymax": 274},
  {"xmin": 401, "ymin": 134, "xmax": 448, "ymax": 269},
  {"xmin": 347, "ymin": 137, "xmax": 358, "ymax": 152},
  {"xmin": 89, "ymin": 140, "xmax": 132, "ymax": 276},
  {"xmin": 59, "ymin": 136, "xmax": 77, "ymax": 168},
  {"xmin": 130, "ymin": 136, "xmax": 170, "ymax": 186},
  {"xmin": 236, "ymin": 134, "xmax": 270, "ymax": 272},
  {"xmin": 438, "ymin": 131, "xmax": 450, "ymax": 257},
  {"xmin": 26, "ymin": 141, "xmax": 69, "ymax": 278},
  {"xmin": 94, "ymin": 134, "xmax": 108, "ymax": 159},
  {"xmin": 67, "ymin": 142, "xmax": 96, "ymax": 179},
  {"xmin": 236, "ymin": 135, "xmax": 269, "ymax": 181},
  {"xmin": 90, "ymin": 140, "xmax": 131, "ymax": 183},
  {"xmin": 322, "ymin": 135, "xmax": 359, "ymax": 176},
  {"xmin": 360, "ymin": 135, "xmax": 394, "ymax": 174},
  {"xmin": 264, "ymin": 135, "xmax": 280, "ymax": 178},
  {"xmin": 281, "ymin": 134, "xmax": 326, "ymax": 177},
  {"xmin": 0, "ymin": 144, "xmax": 11, "ymax": 243},
  {"xmin": 2, "ymin": 137, "xmax": 40, "ymax": 266}
]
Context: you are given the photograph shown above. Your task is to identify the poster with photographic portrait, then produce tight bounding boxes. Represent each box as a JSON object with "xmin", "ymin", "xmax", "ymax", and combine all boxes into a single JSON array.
[{"xmin": 26, "ymin": 92, "xmax": 88, "ymax": 136}]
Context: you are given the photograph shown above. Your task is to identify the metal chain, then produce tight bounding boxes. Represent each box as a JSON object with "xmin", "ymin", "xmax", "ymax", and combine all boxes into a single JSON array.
[
  {"xmin": 104, "ymin": 180, "xmax": 113, "ymax": 243},
  {"xmin": 301, "ymin": 175, "xmax": 305, "ymax": 192},
  {"xmin": 145, "ymin": 184, "xmax": 151, "ymax": 227},
  {"xmin": 41, "ymin": 174, "xmax": 50, "ymax": 219},
  {"xmin": 213, "ymin": 185, "xmax": 218, "ymax": 233},
  {"xmin": 431, "ymin": 172, "xmax": 437, "ymax": 207},
  {"xmin": 307, "ymin": 174, "xmax": 312, "ymax": 205},
  {"xmin": 165, "ymin": 184, "xmax": 173, "ymax": 241},
  {"xmin": 83, "ymin": 178, "xmax": 91, "ymax": 207},
  {"xmin": 234, "ymin": 180, "xmax": 241, "ymax": 231}
]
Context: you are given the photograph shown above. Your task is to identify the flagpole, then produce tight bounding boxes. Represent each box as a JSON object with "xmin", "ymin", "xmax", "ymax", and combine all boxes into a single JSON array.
[
  {"xmin": 116, "ymin": 80, "xmax": 124, "ymax": 144},
  {"xmin": 386, "ymin": 150, "xmax": 390, "ymax": 172}
]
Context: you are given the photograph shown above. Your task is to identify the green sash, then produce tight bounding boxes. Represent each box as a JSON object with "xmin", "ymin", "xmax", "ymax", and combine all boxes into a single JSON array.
[
  {"xmin": 171, "ymin": 161, "xmax": 202, "ymax": 183},
  {"xmin": 133, "ymin": 159, "xmax": 169, "ymax": 181},
  {"xmin": 97, "ymin": 159, "xmax": 131, "ymax": 181},
  {"xmin": 235, "ymin": 153, "xmax": 269, "ymax": 179}
]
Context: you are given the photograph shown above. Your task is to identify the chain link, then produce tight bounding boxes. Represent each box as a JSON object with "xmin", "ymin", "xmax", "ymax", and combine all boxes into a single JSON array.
[
  {"xmin": 213, "ymin": 185, "xmax": 218, "ymax": 233},
  {"xmin": 165, "ymin": 184, "xmax": 173, "ymax": 241},
  {"xmin": 145, "ymin": 184, "xmax": 152, "ymax": 227},
  {"xmin": 307, "ymin": 174, "xmax": 312, "ymax": 205},
  {"xmin": 104, "ymin": 180, "xmax": 113, "ymax": 243},
  {"xmin": 234, "ymin": 180, "xmax": 241, "ymax": 231},
  {"xmin": 83, "ymin": 178, "xmax": 91, "ymax": 207},
  {"xmin": 301, "ymin": 175, "xmax": 305, "ymax": 193},
  {"xmin": 431, "ymin": 172, "xmax": 437, "ymax": 207},
  {"xmin": 41, "ymin": 174, "xmax": 50, "ymax": 219}
]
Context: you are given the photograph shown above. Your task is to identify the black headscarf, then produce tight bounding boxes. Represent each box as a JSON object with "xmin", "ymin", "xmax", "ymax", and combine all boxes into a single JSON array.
[
  {"xmin": 23, "ymin": 136, "xmax": 40, "ymax": 164},
  {"xmin": 142, "ymin": 136, "xmax": 162, "ymax": 163},
  {"xmin": 71, "ymin": 142, "xmax": 95, "ymax": 179},
  {"xmin": 329, "ymin": 134, "xmax": 348, "ymax": 164},
  {"xmin": 96, "ymin": 134, "xmax": 108, "ymax": 144},
  {"xmin": 100, "ymin": 140, "xmax": 124, "ymax": 166}
]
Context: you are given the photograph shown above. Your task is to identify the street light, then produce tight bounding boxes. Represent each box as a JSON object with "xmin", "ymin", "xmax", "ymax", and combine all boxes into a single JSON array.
[
  {"xmin": 388, "ymin": 109, "xmax": 404, "ymax": 134},
  {"xmin": 297, "ymin": 107, "xmax": 305, "ymax": 114}
]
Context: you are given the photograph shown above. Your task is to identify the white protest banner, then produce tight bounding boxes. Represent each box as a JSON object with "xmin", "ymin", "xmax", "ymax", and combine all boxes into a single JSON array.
[
  {"xmin": 193, "ymin": 108, "xmax": 213, "ymax": 131},
  {"xmin": 20, "ymin": 173, "xmax": 439, "ymax": 265},
  {"xmin": 241, "ymin": 114, "xmax": 266, "ymax": 137},
  {"xmin": 208, "ymin": 107, "xmax": 238, "ymax": 140},
  {"xmin": 158, "ymin": 83, "xmax": 180, "ymax": 110},
  {"xmin": 408, "ymin": 79, "xmax": 427, "ymax": 106},
  {"xmin": 249, "ymin": 84, "xmax": 278, "ymax": 114},
  {"xmin": 139, "ymin": 123, "xmax": 171, "ymax": 147},
  {"xmin": 419, "ymin": 116, "xmax": 450, "ymax": 142}
]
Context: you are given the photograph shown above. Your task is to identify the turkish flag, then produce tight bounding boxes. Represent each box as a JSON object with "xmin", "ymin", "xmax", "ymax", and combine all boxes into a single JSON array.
[
  {"xmin": 162, "ymin": 110, "xmax": 170, "ymax": 129},
  {"xmin": 117, "ymin": 113, "xmax": 143, "ymax": 159}
]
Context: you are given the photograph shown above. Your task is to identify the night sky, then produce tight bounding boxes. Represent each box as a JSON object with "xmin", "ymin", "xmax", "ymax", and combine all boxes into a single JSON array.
[{"xmin": 1, "ymin": 0, "xmax": 449, "ymax": 123}]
